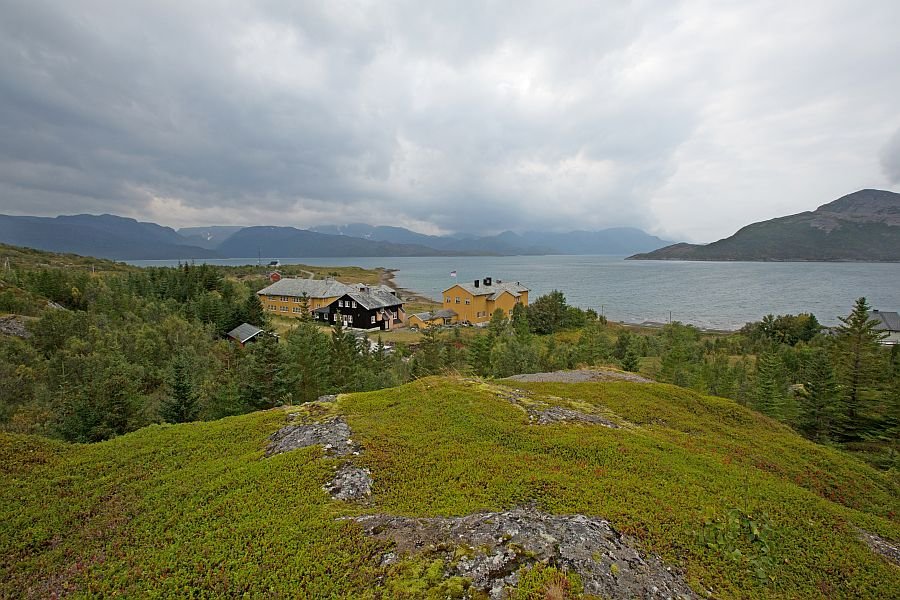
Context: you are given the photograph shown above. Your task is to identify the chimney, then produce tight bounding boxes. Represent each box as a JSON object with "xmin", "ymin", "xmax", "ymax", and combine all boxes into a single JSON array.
[
  {"xmin": 474, "ymin": 279, "xmax": 479, "ymax": 288},
  {"xmin": 484, "ymin": 277, "xmax": 492, "ymax": 286}
]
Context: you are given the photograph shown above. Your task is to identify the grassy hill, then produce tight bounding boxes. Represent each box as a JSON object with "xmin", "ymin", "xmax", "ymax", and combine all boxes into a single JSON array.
[{"xmin": 2, "ymin": 377, "xmax": 898, "ymax": 598}]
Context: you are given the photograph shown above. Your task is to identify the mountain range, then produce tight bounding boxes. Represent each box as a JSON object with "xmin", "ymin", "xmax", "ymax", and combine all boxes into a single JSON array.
[
  {"xmin": 628, "ymin": 189, "xmax": 900, "ymax": 262},
  {"xmin": 3, "ymin": 189, "xmax": 896, "ymax": 261},
  {"xmin": 0, "ymin": 214, "xmax": 672, "ymax": 260}
]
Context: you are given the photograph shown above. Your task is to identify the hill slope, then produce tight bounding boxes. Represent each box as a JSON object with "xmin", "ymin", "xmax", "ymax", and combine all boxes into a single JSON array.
[
  {"xmin": 2, "ymin": 377, "xmax": 897, "ymax": 598},
  {"xmin": 0, "ymin": 214, "xmax": 217, "ymax": 260},
  {"xmin": 629, "ymin": 189, "xmax": 900, "ymax": 262},
  {"xmin": 216, "ymin": 226, "xmax": 475, "ymax": 258}
]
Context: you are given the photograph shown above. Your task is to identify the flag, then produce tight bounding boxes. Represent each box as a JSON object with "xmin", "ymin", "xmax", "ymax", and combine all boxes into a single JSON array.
[{"xmin": 449, "ymin": 270, "xmax": 457, "ymax": 278}]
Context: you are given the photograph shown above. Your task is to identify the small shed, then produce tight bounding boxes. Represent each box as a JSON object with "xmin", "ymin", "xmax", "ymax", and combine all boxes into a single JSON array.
[
  {"xmin": 408, "ymin": 309, "xmax": 458, "ymax": 329},
  {"xmin": 226, "ymin": 323, "xmax": 266, "ymax": 346}
]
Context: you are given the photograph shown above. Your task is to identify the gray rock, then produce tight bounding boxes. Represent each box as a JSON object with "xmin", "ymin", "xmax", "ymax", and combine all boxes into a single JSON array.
[
  {"xmin": 316, "ymin": 394, "xmax": 338, "ymax": 403},
  {"xmin": 353, "ymin": 507, "xmax": 696, "ymax": 599},
  {"xmin": 266, "ymin": 417, "xmax": 359, "ymax": 457},
  {"xmin": 857, "ymin": 528, "xmax": 900, "ymax": 567},
  {"xmin": 491, "ymin": 386, "xmax": 621, "ymax": 429},
  {"xmin": 0, "ymin": 315, "xmax": 30, "ymax": 338},
  {"xmin": 326, "ymin": 464, "xmax": 373, "ymax": 501},
  {"xmin": 531, "ymin": 405, "xmax": 619, "ymax": 428}
]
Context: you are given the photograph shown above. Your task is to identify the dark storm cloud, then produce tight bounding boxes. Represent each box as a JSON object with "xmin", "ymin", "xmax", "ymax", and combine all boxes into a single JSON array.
[{"xmin": 0, "ymin": 0, "xmax": 898, "ymax": 241}]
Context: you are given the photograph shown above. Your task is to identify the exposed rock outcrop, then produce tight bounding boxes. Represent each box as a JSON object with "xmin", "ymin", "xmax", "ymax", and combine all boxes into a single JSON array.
[
  {"xmin": 266, "ymin": 417, "xmax": 359, "ymax": 458},
  {"xmin": 0, "ymin": 315, "xmax": 30, "ymax": 338},
  {"xmin": 326, "ymin": 464, "xmax": 373, "ymax": 501},
  {"xmin": 354, "ymin": 507, "xmax": 696, "ymax": 599},
  {"xmin": 489, "ymin": 385, "xmax": 623, "ymax": 429},
  {"xmin": 858, "ymin": 529, "xmax": 900, "ymax": 567}
]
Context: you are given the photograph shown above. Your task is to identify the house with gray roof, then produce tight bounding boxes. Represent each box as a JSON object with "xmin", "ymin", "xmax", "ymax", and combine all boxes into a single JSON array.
[
  {"xmin": 257, "ymin": 277, "xmax": 402, "ymax": 320},
  {"xmin": 313, "ymin": 285, "xmax": 405, "ymax": 330},
  {"xmin": 869, "ymin": 310, "xmax": 900, "ymax": 345}
]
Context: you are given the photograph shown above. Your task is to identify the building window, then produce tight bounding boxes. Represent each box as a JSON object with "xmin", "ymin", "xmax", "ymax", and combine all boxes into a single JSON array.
[
  {"xmin": 292, "ymin": 307, "xmax": 301, "ymax": 313},
  {"xmin": 351, "ymin": 301, "xmax": 357, "ymax": 308},
  {"xmin": 280, "ymin": 306, "xmax": 288, "ymax": 312},
  {"xmin": 338, "ymin": 300, "xmax": 344, "ymax": 308},
  {"xmin": 445, "ymin": 297, "xmax": 451, "ymax": 303},
  {"xmin": 465, "ymin": 298, "xmax": 470, "ymax": 304},
  {"xmin": 281, "ymin": 296, "xmax": 290, "ymax": 302},
  {"xmin": 455, "ymin": 297, "xmax": 460, "ymax": 304},
  {"xmin": 371, "ymin": 315, "xmax": 376, "ymax": 324},
  {"xmin": 293, "ymin": 297, "xmax": 301, "ymax": 303}
]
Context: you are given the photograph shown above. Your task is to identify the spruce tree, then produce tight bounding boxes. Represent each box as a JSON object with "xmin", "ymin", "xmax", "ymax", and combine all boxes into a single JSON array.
[
  {"xmin": 621, "ymin": 339, "xmax": 641, "ymax": 372},
  {"xmin": 833, "ymin": 297, "xmax": 887, "ymax": 439},
  {"xmin": 160, "ymin": 352, "xmax": 199, "ymax": 423},
  {"xmin": 413, "ymin": 325, "xmax": 443, "ymax": 377},
  {"xmin": 285, "ymin": 321, "xmax": 331, "ymax": 403},
  {"xmin": 796, "ymin": 349, "xmax": 841, "ymax": 441},
  {"xmin": 754, "ymin": 351, "xmax": 787, "ymax": 419}
]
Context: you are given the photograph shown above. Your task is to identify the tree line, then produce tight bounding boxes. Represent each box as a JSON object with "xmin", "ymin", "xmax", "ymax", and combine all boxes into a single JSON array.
[{"xmin": 1, "ymin": 263, "xmax": 896, "ymax": 468}]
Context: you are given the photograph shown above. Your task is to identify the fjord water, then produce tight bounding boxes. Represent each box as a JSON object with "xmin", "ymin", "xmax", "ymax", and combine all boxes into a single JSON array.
[{"xmin": 131, "ymin": 255, "xmax": 900, "ymax": 330}]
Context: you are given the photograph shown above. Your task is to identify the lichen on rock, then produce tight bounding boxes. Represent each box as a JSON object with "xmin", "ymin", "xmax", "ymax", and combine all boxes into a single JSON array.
[
  {"xmin": 353, "ymin": 507, "xmax": 696, "ymax": 599},
  {"xmin": 325, "ymin": 464, "xmax": 373, "ymax": 501},
  {"xmin": 266, "ymin": 417, "xmax": 359, "ymax": 457}
]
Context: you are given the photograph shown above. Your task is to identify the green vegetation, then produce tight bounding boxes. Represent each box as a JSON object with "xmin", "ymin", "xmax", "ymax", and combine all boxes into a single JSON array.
[{"xmin": 2, "ymin": 377, "xmax": 897, "ymax": 597}]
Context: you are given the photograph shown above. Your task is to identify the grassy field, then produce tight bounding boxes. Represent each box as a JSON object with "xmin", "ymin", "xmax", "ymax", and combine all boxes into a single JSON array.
[{"xmin": 1, "ymin": 378, "xmax": 897, "ymax": 598}]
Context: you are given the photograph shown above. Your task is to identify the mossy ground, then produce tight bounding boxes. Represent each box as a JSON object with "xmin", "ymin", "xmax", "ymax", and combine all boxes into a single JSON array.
[{"xmin": 2, "ymin": 378, "xmax": 898, "ymax": 598}]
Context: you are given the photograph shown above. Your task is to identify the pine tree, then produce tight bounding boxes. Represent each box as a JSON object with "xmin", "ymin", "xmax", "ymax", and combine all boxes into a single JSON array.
[
  {"xmin": 413, "ymin": 326, "xmax": 443, "ymax": 377},
  {"xmin": 467, "ymin": 332, "xmax": 494, "ymax": 377},
  {"xmin": 244, "ymin": 292, "xmax": 268, "ymax": 327},
  {"xmin": 754, "ymin": 351, "xmax": 787, "ymax": 419},
  {"xmin": 285, "ymin": 321, "xmax": 331, "ymax": 403},
  {"xmin": 329, "ymin": 315, "xmax": 359, "ymax": 391},
  {"xmin": 160, "ymin": 352, "xmax": 199, "ymax": 423},
  {"xmin": 298, "ymin": 293, "xmax": 312, "ymax": 322},
  {"xmin": 833, "ymin": 297, "xmax": 887, "ymax": 439},
  {"xmin": 621, "ymin": 339, "xmax": 641, "ymax": 372},
  {"xmin": 796, "ymin": 349, "xmax": 841, "ymax": 441}
]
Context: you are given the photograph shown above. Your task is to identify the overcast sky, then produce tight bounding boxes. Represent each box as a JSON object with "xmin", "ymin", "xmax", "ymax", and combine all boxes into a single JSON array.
[{"xmin": 1, "ymin": 1, "xmax": 899, "ymax": 242}]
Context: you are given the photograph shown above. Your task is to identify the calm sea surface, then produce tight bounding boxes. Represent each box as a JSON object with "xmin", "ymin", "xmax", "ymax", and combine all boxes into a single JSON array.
[{"xmin": 130, "ymin": 256, "xmax": 900, "ymax": 330}]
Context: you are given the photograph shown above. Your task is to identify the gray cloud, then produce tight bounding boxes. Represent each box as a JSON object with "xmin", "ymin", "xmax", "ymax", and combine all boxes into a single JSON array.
[
  {"xmin": 0, "ymin": 0, "xmax": 899, "ymax": 241},
  {"xmin": 882, "ymin": 128, "xmax": 900, "ymax": 184}
]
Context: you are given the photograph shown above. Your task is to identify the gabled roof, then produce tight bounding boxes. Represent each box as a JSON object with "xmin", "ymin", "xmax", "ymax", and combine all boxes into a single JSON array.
[
  {"xmin": 226, "ymin": 323, "xmax": 264, "ymax": 343},
  {"xmin": 344, "ymin": 289, "xmax": 403, "ymax": 310},
  {"xmin": 257, "ymin": 278, "xmax": 400, "ymax": 300},
  {"xmin": 445, "ymin": 281, "xmax": 529, "ymax": 297},
  {"xmin": 869, "ymin": 310, "xmax": 900, "ymax": 332},
  {"xmin": 257, "ymin": 278, "xmax": 351, "ymax": 298},
  {"xmin": 411, "ymin": 309, "xmax": 458, "ymax": 321}
]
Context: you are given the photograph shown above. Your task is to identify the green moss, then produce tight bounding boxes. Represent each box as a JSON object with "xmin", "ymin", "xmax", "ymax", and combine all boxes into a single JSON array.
[{"xmin": 2, "ymin": 376, "xmax": 898, "ymax": 598}]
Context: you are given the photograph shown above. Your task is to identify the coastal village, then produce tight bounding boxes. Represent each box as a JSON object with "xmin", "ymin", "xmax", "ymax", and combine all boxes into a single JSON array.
[{"xmin": 252, "ymin": 274, "xmax": 531, "ymax": 332}]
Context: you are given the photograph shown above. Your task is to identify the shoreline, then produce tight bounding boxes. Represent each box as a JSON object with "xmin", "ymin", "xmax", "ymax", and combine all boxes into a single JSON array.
[{"xmin": 379, "ymin": 268, "xmax": 440, "ymax": 309}]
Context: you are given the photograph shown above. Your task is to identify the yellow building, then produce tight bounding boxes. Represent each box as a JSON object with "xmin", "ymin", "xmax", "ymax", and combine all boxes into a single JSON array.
[
  {"xmin": 257, "ymin": 278, "xmax": 401, "ymax": 319},
  {"xmin": 442, "ymin": 277, "xmax": 529, "ymax": 325}
]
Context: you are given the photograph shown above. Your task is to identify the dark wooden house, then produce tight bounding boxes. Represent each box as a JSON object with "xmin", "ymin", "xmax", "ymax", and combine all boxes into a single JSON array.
[{"xmin": 314, "ymin": 286, "xmax": 404, "ymax": 330}]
